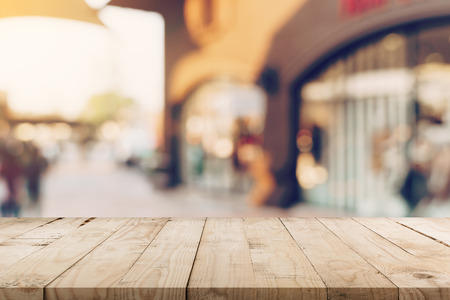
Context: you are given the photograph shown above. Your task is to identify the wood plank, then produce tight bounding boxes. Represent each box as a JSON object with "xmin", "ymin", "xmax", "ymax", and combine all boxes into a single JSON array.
[
  {"xmin": 281, "ymin": 218, "xmax": 397, "ymax": 299},
  {"xmin": 243, "ymin": 218, "xmax": 326, "ymax": 300},
  {"xmin": 0, "ymin": 218, "xmax": 18, "ymax": 225},
  {"xmin": 356, "ymin": 218, "xmax": 450, "ymax": 274},
  {"xmin": 46, "ymin": 218, "xmax": 169, "ymax": 300},
  {"xmin": 392, "ymin": 218, "xmax": 450, "ymax": 246},
  {"xmin": 0, "ymin": 218, "xmax": 128, "ymax": 300},
  {"xmin": 319, "ymin": 218, "xmax": 450, "ymax": 299},
  {"xmin": 187, "ymin": 218, "xmax": 256, "ymax": 300},
  {"xmin": 0, "ymin": 218, "xmax": 87, "ymax": 270},
  {"xmin": 12, "ymin": 218, "xmax": 88, "ymax": 241},
  {"xmin": 1, "ymin": 217, "xmax": 450, "ymax": 299},
  {"xmin": 116, "ymin": 218, "xmax": 205, "ymax": 300},
  {"xmin": 0, "ymin": 218, "xmax": 56, "ymax": 243}
]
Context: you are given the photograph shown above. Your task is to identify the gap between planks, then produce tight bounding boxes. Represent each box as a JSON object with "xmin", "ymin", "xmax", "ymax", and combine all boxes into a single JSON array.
[
  {"xmin": 319, "ymin": 218, "xmax": 450, "ymax": 299},
  {"xmin": 0, "ymin": 218, "xmax": 132, "ymax": 299},
  {"xmin": 391, "ymin": 218, "xmax": 450, "ymax": 248},
  {"xmin": 43, "ymin": 218, "xmax": 133, "ymax": 289},
  {"xmin": 283, "ymin": 217, "xmax": 397, "ymax": 299},
  {"xmin": 3, "ymin": 218, "xmax": 450, "ymax": 300},
  {"xmin": 184, "ymin": 217, "xmax": 207, "ymax": 300}
]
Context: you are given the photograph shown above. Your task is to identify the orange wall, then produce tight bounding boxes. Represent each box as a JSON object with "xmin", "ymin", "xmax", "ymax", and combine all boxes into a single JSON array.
[{"xmin": 169, "ymin": 0, "xmax": 307, "ymax": 102}]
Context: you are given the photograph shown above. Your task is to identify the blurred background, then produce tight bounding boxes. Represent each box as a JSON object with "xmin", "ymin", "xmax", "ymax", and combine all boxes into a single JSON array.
[{"xmin": 1, "ymin": 0, "xmax": 450, "ymax": 217}]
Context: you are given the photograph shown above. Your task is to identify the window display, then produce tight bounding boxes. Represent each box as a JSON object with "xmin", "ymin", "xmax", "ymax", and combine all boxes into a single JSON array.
[{"xmin": 298, "ymin": 20, "xmax": 450, "ymax": 216}]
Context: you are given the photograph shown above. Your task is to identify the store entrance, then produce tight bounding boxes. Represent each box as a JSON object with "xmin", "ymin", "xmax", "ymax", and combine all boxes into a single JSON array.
[
  {"xmin": 296, "ymin": 19, "xmax": 450, "ymax": 216},
  {"xmin": 179, "ymin": 79, "xmax": 267, "ymax": 194}
]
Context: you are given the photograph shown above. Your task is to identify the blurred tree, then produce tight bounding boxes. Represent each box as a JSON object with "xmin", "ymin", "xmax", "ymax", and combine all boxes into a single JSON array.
[{"xmin": 79, "ymin": 92, "xmax": 136, "ymax": 125}]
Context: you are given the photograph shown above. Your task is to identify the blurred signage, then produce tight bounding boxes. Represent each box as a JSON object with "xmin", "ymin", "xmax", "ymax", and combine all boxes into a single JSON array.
[{"xmin": 340, "ymin": 0, "xmax": 423, "ymax": 18}]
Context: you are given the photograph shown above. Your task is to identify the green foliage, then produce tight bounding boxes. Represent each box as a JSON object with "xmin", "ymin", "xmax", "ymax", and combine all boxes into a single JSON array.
[{"xmin": 79, "ymin": 92, "xmax": 135, "ymax": 125}]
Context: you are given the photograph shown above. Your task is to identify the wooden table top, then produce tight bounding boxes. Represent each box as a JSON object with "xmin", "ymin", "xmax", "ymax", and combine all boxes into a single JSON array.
[{"xmin": 0, "ymin": 217, "xmax": 449, "ymax": 299}]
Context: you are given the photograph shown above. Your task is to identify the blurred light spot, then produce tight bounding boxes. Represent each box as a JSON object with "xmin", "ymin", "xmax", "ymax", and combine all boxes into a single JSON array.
[
  {"xmin": 297, "ymin": 165, "xmax": 317, "ymax": 189},
  {"xmin": 35, "ymin": 124, "xmax": 53, "ymax": 142},
  {"xmin": 297, "ymin": 153, "xmax": 315, "ymax": 168},
  {"xmin": 14, "ymin": 123, "xmax": 35, "ymax": 141},
  {"xmin": 246, "ymin": 116, "xmax": 265, "ymax": 134},
  {"xmin": 296, "ymin": 153, "xmax": 328, "ymax": 189},
  {"xmin": 238, "ymin": 144, "xmax": 261, "ymax": 164},
  {"xmin": 214, "ymin": 138, "xmax": 234, "ymax": 158},
  {"xmin": 315, "ymin": 166, "xmax": 328, "ymax": 185},
  {"xmin": 52, "ymin": 123, "xmax": 72, "ymax": 140},
  {"xmin": 216, "ymin": 116, "xmax": 234, "ymax": 134},
  {"xmin": 100, "ymin": 121, "xmax": 120, "ymax": 141},
  {"xmin": 202, "ymin": 132, "xmax": 217, "ymax": 153},
  {"xmin": 302, "ymin": 81, "xmax": 335, "ymax": 102},
  {"xmin": 382, "ymin": 33, "xmax": 403, "ymax": 51},
  {"xmin": 297, "ymin": 135, "xmax": 313, "ymax": 152},
  {"xmin": 298, "ymin": 129, "xmax": 312, "ymax": 137},
  {"xmin": 425, "ymin": 52, "xmax": 444, "ymax": 64},
  {"xmin": 186, "ymin": 116, "xmax": 204, "ymax": 136}
]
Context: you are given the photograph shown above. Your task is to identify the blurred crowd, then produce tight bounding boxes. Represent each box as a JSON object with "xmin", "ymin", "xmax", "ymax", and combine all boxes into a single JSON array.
[{"xmin": 0, "ymin": 137, "xmax": 48, "ymax": 216}]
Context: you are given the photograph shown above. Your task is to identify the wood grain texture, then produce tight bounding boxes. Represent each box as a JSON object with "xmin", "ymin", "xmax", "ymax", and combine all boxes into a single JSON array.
[
  {"xmin": 392, "ymin": 218, "xmax": 450, "ymax": 246},
  {"xmin": 243, "ymin": 218, "xmax": 326, "ymax": 300},
  {"xmin": 356, "ymin": 218, "xmax": 450, "ymax": 272},
  {"xmin": 319, "ymin": 218, "xmax": 450, "ymax": 300},
  {"xmin": 46, "ymin": 218, "xmax": 169, "ymax": 300},
  {"xmin": 0, "ymin": 218, "xmax": 128, "ymax": 300},
  {"xmin": 0, "ymin": 218, "xmax": 56, "ymax": 244},
  {"xmin": 0, "ymin": 217, "xmax": 450, "ymax": 300},
  {"xmin": 187, "ymin": 218, "xmax": 256, "ymax": 300},
  {"xmin": 282, "ymin": 218, "xmax": 397, "ymax": 300},
  {"xmin": 0, "ymin": 218, "xmax": 87, "ymax": 271},
  {"xmin": 14, "ymin": 218, "xmax": 87, "ymax": 241},
  {"xmin": 116, "ymin": 218, "xmax": 205, "ymax": 300}
]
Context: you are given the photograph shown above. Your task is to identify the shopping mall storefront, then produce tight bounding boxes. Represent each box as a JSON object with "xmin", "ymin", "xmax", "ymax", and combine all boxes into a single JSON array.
[
  {"xmin": 262, "ymin": 0, "xmax": 450, "ymax": 213},
  {"xmin": 179, "ymin": 79, "xmax": 267, "ymax": 193}
]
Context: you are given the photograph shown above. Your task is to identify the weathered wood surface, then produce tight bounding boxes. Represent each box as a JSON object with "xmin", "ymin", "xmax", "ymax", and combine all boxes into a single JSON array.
[{"xmin": 0, "ymin": 217, "xmax": 449, "ymax": 299}]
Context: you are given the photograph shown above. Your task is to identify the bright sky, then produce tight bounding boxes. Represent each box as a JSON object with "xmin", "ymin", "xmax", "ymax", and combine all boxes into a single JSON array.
[{"xmin": 0, "ymin": 6, "xmax": 164, "ymax": 120}]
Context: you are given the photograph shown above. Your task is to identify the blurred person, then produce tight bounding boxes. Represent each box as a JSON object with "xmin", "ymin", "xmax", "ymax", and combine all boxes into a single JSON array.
[
  {"xmin": 248, "ymin": 151, "xmax": 275, "ymax": 206},
  {"xmin": 24, "ymin": 144, "xmax": 48, "ymax": 203},
  {"xmin": 400, "ymin": 129, "xmax": 435, "ymax": 213},
  {"xmin": 426, "ymin": 144, "xmax": 450, "ymax": 200},
  {"xmin": 232, "ymin": 118, "xmax": 254, "ymax": 192},
  {"xmin": 0, "ymin": 139, "xmax": 24, "ymax": 216},
  {"xmin": 311, "ymin": 124, "xmax": 324, "ymax": 163}
]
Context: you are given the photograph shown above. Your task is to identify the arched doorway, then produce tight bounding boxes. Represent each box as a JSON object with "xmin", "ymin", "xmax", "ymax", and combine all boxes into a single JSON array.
[{"xmin": 179, "ymin": 79, "xmax": 267, "ymax": 193}]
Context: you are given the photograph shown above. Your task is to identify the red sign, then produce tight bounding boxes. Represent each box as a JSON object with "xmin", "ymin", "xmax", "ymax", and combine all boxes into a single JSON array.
[
  {"xmin": 340, "ymin": 0, "xmax": 423, "ymax": 18},
  {"xmin": 340, "ymin": 0, "xmax": 388, "ymax": 17}
]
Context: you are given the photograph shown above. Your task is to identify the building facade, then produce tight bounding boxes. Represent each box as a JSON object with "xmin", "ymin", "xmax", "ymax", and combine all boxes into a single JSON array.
[
  {"xmin": 109, "ymin": 0, "xmax": 450, "ymax": 213},
  {"xmin": 263, "ymin": 0, "xmax": 450, "ymax": 213}
]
